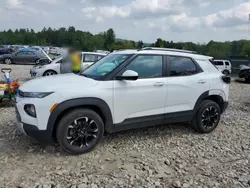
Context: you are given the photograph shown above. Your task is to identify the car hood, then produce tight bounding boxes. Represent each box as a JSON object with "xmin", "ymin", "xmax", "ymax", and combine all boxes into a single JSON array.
[
  {"xmin": 19, "ymin": 73, "xmax": 99, "ymax": 92},
  {"xmin": 240, "ymin": 65, "xmax": 250, "ymax": 70}
]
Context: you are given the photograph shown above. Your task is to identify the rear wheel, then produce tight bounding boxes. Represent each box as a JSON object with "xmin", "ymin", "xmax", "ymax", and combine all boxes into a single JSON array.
[
  {"xmin": 43, "ymin": 70, "xmax": 57, "ymax": 76},
  {"xmin": 4, "ymin": 58, "xmax": 12, "ymax": 65},
  {"xmin": 222, "ymin": 70, "xmax": 230, "ymax": 76},
  {"xmin": 192, "ymin": 100, "xmax": 221, "ymax": 133},
  {"xmin": 246, "ymin": 77, "xmax": 250, "ymax": 83},
  {"xmin": 56, "ymin": 109, "xmax": 104, "ymax": 155}
]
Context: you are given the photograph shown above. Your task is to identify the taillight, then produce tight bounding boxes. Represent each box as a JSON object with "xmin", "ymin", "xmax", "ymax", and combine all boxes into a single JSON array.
[{"xmin": 221, "ymin": 75, "xmax": 231, "ymax": 84}]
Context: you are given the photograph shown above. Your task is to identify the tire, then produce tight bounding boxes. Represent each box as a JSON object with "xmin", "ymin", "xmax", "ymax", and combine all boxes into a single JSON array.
[
  {"xmin": 35, "ymin": 59, "xmax": 40, "ymax": 64},
  {"xmin": 43, "ymin": 70, "xmax": 57, "ymax": 76},
  {"xmin": 4, "ymin": 58, "xmax": 13, "ymax": 65},
  {"xmin": 222, "ymin": 70, "xmax": 230, "ymax": 76},
  {"xmin": 56, "ymin": 108, "xmax": 104, "ymax": 155},
  {"xmin": 191, "ymin": 100, "xmax": 221, "ymax": 133},
  {"xmin": 246, "ymin": 77, "xmax": 250, "ymax": 83}
]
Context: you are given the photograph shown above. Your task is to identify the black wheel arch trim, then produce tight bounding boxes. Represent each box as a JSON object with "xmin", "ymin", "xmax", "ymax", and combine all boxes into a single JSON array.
[
  {"xmin": 43, "ymin": 70, "xmax": 58, "ymax": 76},
  {"xmin": 47, "ymin": 97, "xmax": 114, "ymax": 138},
  {"xmin": 193, "ymin": 91, "xmax": 227, "ymax": 115}
]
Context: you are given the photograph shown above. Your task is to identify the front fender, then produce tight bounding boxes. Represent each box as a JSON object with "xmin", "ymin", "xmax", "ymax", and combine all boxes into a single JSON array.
[{"xmin": 47, "ymin": 97, "xmax": 114, "ymax": 137}]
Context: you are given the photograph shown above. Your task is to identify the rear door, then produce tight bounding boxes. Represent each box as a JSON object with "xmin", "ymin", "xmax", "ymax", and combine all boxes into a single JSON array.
[
  {"xmin": 165, "ymin": 56, "xmax": 210, "ymax": 114},
  {"xmin": 224, "ymin": 61, "xmax": 231, "ymax": 72}
]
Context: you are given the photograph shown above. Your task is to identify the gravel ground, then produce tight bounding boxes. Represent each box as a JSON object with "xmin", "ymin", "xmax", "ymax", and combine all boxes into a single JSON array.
[{"xmin": 0, "ymin": 65, "xmax": 249, "ymax": 188}]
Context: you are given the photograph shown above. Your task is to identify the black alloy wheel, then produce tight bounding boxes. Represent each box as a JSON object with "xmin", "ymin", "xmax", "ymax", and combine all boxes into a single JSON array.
[
  {"xmin": 201, "ymin": 106, "xmax": 219, "ymax": 130},
  {"xmin": 66, "ymin": 117, "xmax": 99, "ymax": 148},
  {"xmin": 56, "ymin": 109, "xmax": 104, "ymax": 155},
  {"xmin": 192, "ymin": 100, "xmax": 221, "ymax": 133}
]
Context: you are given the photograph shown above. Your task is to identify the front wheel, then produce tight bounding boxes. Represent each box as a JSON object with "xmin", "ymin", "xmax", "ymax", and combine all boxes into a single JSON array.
[
  {"xmin": 192, "ymin": 100, "xmax": 221, "ymax": 133},
  {"xmin": 43, "ymin": 70, "xmax": 57, "ymax": 76},
  {"xmin": 35, "ymin": 59, "xmax": 40, "ymax": 64},
  {"xmin": 4, "ymin": 58, "xmax": 12, "ymax": 65},
  {"xmin": 222, "ymin": 70, "xmax": 230, "ymax": 76},
  {"xmin": 56, "ymin": 109, "xmax": 104, "ymax": 155}
]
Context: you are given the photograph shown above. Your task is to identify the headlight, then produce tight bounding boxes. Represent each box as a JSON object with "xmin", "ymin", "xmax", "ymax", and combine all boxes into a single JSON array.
[
  {"xmin": 19, "ymin": 90, "xmax": 53, "ymax": 98},
  {"xmin": 24, "ymin": 104, "xmax": 36, "ymax": 117}
]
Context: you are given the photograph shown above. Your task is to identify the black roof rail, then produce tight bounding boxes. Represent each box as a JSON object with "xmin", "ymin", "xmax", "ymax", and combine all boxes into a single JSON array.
[{"xmin": 139, "ymin": 47, "xmax": 199, "ymax": 54}]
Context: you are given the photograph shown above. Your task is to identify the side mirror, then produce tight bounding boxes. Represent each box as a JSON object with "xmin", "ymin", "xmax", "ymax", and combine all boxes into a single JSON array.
[{"xmin": 116, "ymin": 70, "xmax": 138, "ymax": 81}]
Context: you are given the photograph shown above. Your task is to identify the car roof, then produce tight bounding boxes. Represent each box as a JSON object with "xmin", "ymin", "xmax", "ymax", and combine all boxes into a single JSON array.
[{"xmin": 112, "ymin": 49, "xmax": 211, "ymax": 60}]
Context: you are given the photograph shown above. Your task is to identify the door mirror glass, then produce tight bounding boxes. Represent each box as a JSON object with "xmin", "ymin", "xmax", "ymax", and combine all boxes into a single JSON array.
[{"xmin": 116, "ymin": 70, "xmax": 138, "ymax": 81}]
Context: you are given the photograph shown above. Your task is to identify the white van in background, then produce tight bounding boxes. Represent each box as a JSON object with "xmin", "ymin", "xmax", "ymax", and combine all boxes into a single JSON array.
[
  {"xmin": 30, "ymin": 52, "xmax": 106, "ymax": 77},
  {"xmin": 213, "ymin": 60, "xmax": 232, "ymax": 76}
]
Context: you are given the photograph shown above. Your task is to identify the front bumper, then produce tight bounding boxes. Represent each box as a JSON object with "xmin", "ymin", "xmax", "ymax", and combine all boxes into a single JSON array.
[
  {"xmin": 15, "ymin": 106, "xmax": 53, "ymax": 144},
  {"xmin": 14, "ymin": 93, "xmax": 63, "ymax": 144}
]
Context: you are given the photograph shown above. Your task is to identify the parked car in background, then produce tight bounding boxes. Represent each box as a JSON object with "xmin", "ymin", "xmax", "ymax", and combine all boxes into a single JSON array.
[
  {"xmin": 0, "ymin": 50, "xmax": 46, "ymax": 64},
  {"xmin": 238, "ymin": 63, "xmax": 250, "ymax": 83},
  {"xmin": 0, "ymin": 48, "xmax": 14, "ymax": 55},
  {"xmin": 213, "ymin": 59, "xmax": 232, "ymax": 76},
  {"xmin": 30, "ymin": 52, "xmax": 106, "ymax": 77}
]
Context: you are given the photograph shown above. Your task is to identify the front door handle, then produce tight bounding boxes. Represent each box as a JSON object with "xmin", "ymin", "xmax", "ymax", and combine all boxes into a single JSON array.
[
  {"xmin": 198, "ymin": 80, "xmax": 206, "ymax": 84},
  {"xmin": 154, "ymin": 82, "xmax": 164, "ymax": 87}
]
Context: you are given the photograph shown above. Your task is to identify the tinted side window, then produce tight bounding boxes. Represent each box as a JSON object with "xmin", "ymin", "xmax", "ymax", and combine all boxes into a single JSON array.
[
  {"xmin": 225, "ymin": 61, "xmax": 230, "ymax": 66},
  {"xmin": 124, "ymin": 55, "xmax": 163, "ymax": 79},
  {"xmin": 16, "ymin": 52, "xmax": 26, "ymax": 56},
  {"xmin": 214, "ymin": 61, "xmax": 224, "ymax": 66},
  {"xmin": 84, "ymin": 54, "xmax": 97, "ymax": 62},
  {"xmin": 26, "ymin": 51, "xmax": 35, "ymax": 55},
  {"xmin": 169, "ymin": 56, "xmax": 197, "ymax": 76}
]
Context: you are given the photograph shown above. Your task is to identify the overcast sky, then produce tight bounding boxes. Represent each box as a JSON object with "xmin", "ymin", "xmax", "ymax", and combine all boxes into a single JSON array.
[{"xmin": 0, "ymin": 0, "xmax": 249, "ymax": 43}]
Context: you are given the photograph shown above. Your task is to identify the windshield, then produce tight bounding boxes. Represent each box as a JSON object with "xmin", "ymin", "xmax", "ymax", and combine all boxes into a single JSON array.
[{"xmin": 81, "ymin": 53, "xmax": 132, "ymax": 80}]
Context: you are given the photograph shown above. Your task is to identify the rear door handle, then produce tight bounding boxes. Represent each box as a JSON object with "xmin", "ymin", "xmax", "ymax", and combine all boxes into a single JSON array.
[
  {"xmin": 198, "ymin": 80, "xmax": 206, "ymax": 84},
  {"xmin": 154, "ymin": 82, "xmax": 164, "ymax": 87}
]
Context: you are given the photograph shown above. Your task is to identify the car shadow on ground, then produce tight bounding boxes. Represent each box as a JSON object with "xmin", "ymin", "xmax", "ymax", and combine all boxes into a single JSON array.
[{"xmin": 6, "ymin": 122, "xmax": 195, "ymax": 156}]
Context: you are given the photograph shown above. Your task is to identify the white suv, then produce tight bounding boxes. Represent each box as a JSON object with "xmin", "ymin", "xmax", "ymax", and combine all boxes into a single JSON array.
[
  {"xmin": 30, "ymin": 52, "xmax": 106, "ymax": 77},
  {"xmin": 15, "ymin": 48, "xmax": 230, "ymax": 154},
  {"xmin": 213, "ymin": 59, "xmax": 232, "ymax": 76}
]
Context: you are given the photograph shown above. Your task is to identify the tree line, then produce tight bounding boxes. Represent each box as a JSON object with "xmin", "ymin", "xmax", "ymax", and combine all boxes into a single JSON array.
[{"xmin": 0, "ymin": 26, "xmax": 249, "ymax": 58}]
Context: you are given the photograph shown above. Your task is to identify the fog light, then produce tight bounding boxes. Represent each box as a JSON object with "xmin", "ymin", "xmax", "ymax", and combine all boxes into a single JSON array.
[{"xmin": 24, "ymin": 104, "xmax": 36, "ymax": 117}]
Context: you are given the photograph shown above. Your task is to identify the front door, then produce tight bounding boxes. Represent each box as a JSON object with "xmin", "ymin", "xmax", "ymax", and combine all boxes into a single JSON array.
[
  {"xmin": 113, "ymin": 55, "xmax": 167, "ymax": 127},
  {"xmin": 13, "ymin": 51, "xmax": 26, "ymax": 64}
]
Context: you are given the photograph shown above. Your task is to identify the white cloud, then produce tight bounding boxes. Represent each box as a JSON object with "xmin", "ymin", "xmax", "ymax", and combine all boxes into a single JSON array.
[
  {"xmin": 37, "ymin": 0, "xmax": 57, "ymax": 4},
  {"xmin": 6, "ymin": 0, "xmax": 23, "ymax": 9},
  {"xmin": 203, "ymin": 2, "xmax": 250, "ymax": 27},
  {"xmin": 199, "ymin": 2, "xmax": 210, "ymax": 8}
]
